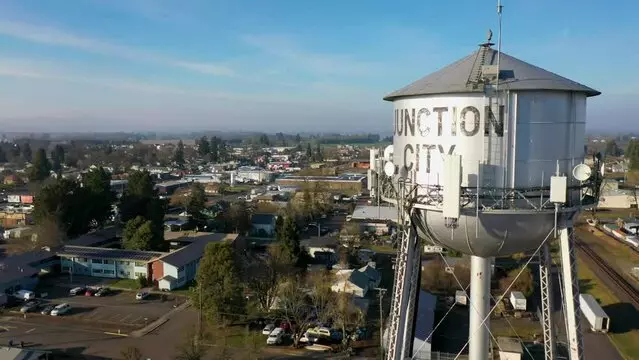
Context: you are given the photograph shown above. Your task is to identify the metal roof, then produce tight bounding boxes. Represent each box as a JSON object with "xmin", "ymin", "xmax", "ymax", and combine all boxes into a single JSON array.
[
  {"xmin": 159, "ymin": 233, "xmax": 238, "ymax": 268},
  {"xmin": 384, "ymin": 46, "xmax": 600, "ymax": 100},
  {"xmin": 58, "ymin": 246, "xmax": 165, "ymax": 262},
  {"xmin": 351, "ymin": 205, "xmax": 398, "ymax": 222}
]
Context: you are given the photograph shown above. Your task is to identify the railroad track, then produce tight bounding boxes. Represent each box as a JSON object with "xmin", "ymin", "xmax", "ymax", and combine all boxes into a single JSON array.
[{"xmin": 575, "ymin": 240, "xmax": 639, "ymax": 309}]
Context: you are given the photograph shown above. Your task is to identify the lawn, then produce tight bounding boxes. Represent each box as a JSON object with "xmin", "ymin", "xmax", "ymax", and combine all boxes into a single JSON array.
[
  {"xmin": 577, "ymin": 258, "xmax": 639, "ymax": 359},
  {"xmin": 107, "ymin": 278, "xmax": 141, "ymax": 290},
  {"xmin": 490, "ymin": 317, "xmax": 540, "ymax": 340},
  {"xmin": 576, "ymin": 227, "xmax": 639, "ymax": 280}
]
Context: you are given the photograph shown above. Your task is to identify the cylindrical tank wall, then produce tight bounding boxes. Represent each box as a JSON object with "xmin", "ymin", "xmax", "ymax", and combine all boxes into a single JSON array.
[{"xmin": 391, "ymin": 92, "xmax": 586, "ymax": 191}]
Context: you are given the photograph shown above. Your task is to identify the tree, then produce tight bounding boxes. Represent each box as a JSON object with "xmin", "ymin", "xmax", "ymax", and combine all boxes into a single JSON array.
[
  {"xmin": 174, "ymin": 140, "xmax": 185, "ymax": 168},
  {"xmin": 33, "ymin": 178, "xmax": 92, "ymax": 238},
  {"xmin": 243, "ymin": 246, "xmax": 292, "ymax": 313},
  {"xmin": 0, "ymin": 147, "xmax": 6, "ymax": 163},
  {"xmin": 295, "ymin": 134, "xmax": 301, "ymax": 144},
  {"xmin": 627, "ymin": 140, "xmax": 639, "ymax": 170},
  {"xmin": 333, "ymin": 291, "xmax": 364, "ymax": 348},
  {"xmin": 50, "ymin": 145, "xmax": 65, "ymax": 173},
  {"xmin": 605, "ymin": 140, "xmax": 620, "ymax": 157},
  {"xmin": 197, "ymin": 136, "xmax": 210, "ymax": 157},
  {"xmin": 22, "ymin": 142, "xmax": 32, "ymax": 162},
  {"xmin": 10, "ymin": 143, "xmax": 20, "ymax": 160},
  {"xmin": 499, "ymin": 266, "xmax": 535, "ymax": 297},
  {"xmin": 278, "ymin": 216, "xmax": 302, "ymax": 266},
  {"xmin": 192, "ymin": 242, "xmax": 246, "ymax": 325},
  {"xmin": 28, "ymin": 148, "xmax": 51, "ymax": 181},
  {"xmin": 121, "ymin": 347, "xmax": 143, "ymax": 360},
  {"xmin": 119, "ymin": 170, "xmax": 165, "ymax": 250},
  {"xmin": 33, "ymin": 216, "xmax": 67, "ymax": 249},
  {"xmin": 315, "ymin": 143, "xmax": 323, "ymax": 162},
  {"xmin": 209, "ymin": 137, "xmax": 219, "ymax": 163},
  {"xmin": 306, "ymin": 143, "xmax": 313, "ymax": 160},
  {"xmin": 218, "ymin": 140, "xmax": 228, "ymax": 162},
  {"xmin": 228, "ymin": 201, "xmax": 251, "ymax": 234},
  {"xmin": 123, "ymin": 216, "xmax": 154, "ymax": 250},
  {"xmin": 186, "ymin": 183, "xmax": 206, "ymax": 219},
  {"xmin": 175, "ymin": 333, "xmax": 206, "ymax": 360},
  {"xmin": 84, "ymin": 167, "xmax": 115, "ymax": 228}
]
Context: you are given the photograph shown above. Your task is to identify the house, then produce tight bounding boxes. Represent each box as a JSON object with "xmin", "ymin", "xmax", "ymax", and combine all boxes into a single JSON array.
[
  {"xmin": 58, "ymin": 246, "xmax": 165, "ymax": 280},
  {"xmin": 153, "ymin": 233, "xmax": 239, "ymax": 291},
  {"xmin": 0, "ymin": 249, "xmax": 58, "ymax": 294},
  {"xmin": 251, "ymin": 214, "xmax": 277, "ymax": 237},
  {"xmin": 358, "ymin": 263, "xmax": 381, "ymax": 289},
  {"xmin": 331, "ymin": 269, "xmax": 371, "ymax": 298},
  {"xmin": 204, "ymin": 182, "xmax": 220, "ymax": 195},
  {"xmin": 301, "ymin": 236, "xmax": 338, "ymax": 264}
]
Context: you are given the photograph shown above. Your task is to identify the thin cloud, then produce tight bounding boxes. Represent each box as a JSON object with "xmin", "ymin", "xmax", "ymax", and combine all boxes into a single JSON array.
[
  {"xmin": 0, "ymin": 20, "xmax": 235, "ymax": 77},
  {"xmin": 241, "ymin": 34, "xmax": 379, "ymax": 77}
]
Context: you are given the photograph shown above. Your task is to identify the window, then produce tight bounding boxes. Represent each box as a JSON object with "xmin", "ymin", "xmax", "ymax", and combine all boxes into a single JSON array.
[
  {"xmin": 120, "ymin": 261, "xmax": 130, "ymax": 266},
  {"xmin": 78, "ymin": 258, "xmax": 87, "ymax": 263},
  {"xmin": 61, "ymin": 266, "xmax": 70, "ymax": 272},
  {"xmin": 134, "ymin": 262, "xmax": 145, "ymax": 267},
  {"xmin": 103, "ymin": 269, "xmax": 114, "ymax": 275},
  {"xmin": 134, "ymin": 272, "xmax": 146, "ymax": 278},
  {"xmin": 103, "ymin": 260, "xmax": 114, "ymax": 265},
  {"xmin": 91, "ymin": 259, "xmax": 102, "ymax": 264},
  {"xmin": 92, "ymin": 269, "xmax": 103, "ymax": 274}
]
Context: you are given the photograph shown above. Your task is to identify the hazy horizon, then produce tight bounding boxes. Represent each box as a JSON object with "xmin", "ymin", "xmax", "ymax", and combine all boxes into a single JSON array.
[{"xmin": 0, "ymin": 0, "xmax": 636, "ymax": 133}]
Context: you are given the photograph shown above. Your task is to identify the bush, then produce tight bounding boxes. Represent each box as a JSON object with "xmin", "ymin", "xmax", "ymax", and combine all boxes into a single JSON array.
[{"xmin": 137, "ymin": 275, "xmax": 148, "ymax": 289}]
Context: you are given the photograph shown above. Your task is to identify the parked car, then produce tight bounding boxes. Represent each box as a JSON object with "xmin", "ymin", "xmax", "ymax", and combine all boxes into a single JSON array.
[
  {"xmin": 19, "ymin": 301, "xmax": 40, "ymax": 313},
  {"xmin": 69, "ymin": 287, "xmax": 85, "ymax": 296},
  {"xmin": 135, "ymin": 291, "xmax": 149, "ymax": 300},
  {"xmin": 50, "ymin": 303, "xmax": 71, "ymax": 316},
  {"xmin": 266, "ymin": 328, "xmax": 284, "ymax": 345},
  {"xmin": 85, "ymin": 289, "xmax": 96, "ymax": 297},
  {"xmin": 40, "ymin": 304, "xmax": 55, "ymax": 315},
  {"xmin": 95, "ymin": 288, "xmax": 110, "ymax": 297},
  {"xmin": 14, "ymin": 290, "xmax": 36, "ymax": 301},
  {"xmin": 262, "ymin": 323, "xmax": 275, "ymax": 335},
  {"xmin": 300, "ymin": 330, "xmax": 318, "ymax": 344}
]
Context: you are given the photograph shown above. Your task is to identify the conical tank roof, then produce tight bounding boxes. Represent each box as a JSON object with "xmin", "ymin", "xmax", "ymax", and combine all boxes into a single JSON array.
[{"xmin": 384, "ymin": 46, "xmax": 600, "ymax": 101}]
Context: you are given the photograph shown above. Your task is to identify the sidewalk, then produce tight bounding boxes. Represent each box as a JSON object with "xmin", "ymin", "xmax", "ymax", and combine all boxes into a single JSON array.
[{"xmin": 129, "ymin": 300, "xmax": 191, "ymax": 337}]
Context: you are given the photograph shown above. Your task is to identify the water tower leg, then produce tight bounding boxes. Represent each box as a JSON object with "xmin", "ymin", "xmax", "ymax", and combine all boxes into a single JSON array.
[
  {"xmin": 469, "ymin": 255, "xmax": 492, "ymax": 360},
  {"xmin": 539, "ymin": 242, "xmax": 557, "ymax": 360},
  {"xmin": 558, "ymin": 226, "xmax": 584, "ymax": 360}
]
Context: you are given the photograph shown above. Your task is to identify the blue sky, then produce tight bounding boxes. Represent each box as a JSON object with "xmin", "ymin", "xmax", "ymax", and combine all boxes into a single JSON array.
[{"xmin": 0, "ymin": 0, "xmax": 636, "ymax": 133}]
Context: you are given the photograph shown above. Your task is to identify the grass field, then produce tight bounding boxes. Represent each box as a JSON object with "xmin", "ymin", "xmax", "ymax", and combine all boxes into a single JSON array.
[
  {"xmin": 107, "ymin": 278, "xmax": 141, "ymax": 290},
  {"xmin": 577, "ymin": 258, "xmax": 639, "ymax": 359}
]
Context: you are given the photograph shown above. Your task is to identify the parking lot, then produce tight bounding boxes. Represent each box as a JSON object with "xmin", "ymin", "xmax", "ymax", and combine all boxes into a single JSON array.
[{"xmin": 8, "ymin": 279, "xmax": 184, "ymax": 333}]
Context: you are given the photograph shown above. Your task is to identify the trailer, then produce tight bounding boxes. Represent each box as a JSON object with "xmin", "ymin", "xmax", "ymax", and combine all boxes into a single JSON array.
[
  {"xmin": 580, "ymin": 294, "xmax": 610, "ymax": 333},
  {"xmin": 509, "ymin": 291, "xmax": 527, "ymax": 311}
]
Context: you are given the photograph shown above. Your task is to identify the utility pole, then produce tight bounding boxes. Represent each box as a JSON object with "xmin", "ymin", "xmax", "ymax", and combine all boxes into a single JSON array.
[{"xmin": 374, "ymin": 287, "xmax": 387, "ymax": 358}]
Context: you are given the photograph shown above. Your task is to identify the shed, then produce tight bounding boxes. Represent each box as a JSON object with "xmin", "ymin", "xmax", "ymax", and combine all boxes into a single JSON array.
[{"xmin": 497, "ymin": 337, "xmax": 523, "ymax": 360}]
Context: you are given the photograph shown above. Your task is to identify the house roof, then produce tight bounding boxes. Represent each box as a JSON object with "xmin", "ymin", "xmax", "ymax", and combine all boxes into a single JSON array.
[
  {"xmin": 66, "ymin": 227, "xmax": 118, "ymax": 247},
  {"xmin": 351, "ymin": 206, "xmax": 397, "ymax": 222},
  {"xmin": 334, "ymin": 269, "xmax": 370, "ymax": 291},
  {"xmin": 159, "ymin": 275, "xmax": 177, "ymax": 282},
  {"xmin": 159, "ymin": 233, "xmax": 238, "ymax": 268},
  {"xmin": 251, "ymin": 214, "xmax": 275, "ymax": 225},
  {"xmin": 384, "ymin": 46, "xmax": 600, "ymax": 101},
  {"xmin": 58, "ymin": 246, "xmax": 165, "ymax": 262},
  {"xmin": 497, "ymin": 337, "xmax": 523, "ymax": 354},
  {"xmin": 301, "ymin": 236, "xmax": 338, "ymax": 249},
  {"xmin": 358, "ymin": 264, "xmax": 381, "ymax": 282}
]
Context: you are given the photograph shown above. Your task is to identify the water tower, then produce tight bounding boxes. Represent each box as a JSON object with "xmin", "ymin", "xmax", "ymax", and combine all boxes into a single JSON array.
[{"xmin": 377, "ymin": 32, "xmax": 600, "ymax": 360}]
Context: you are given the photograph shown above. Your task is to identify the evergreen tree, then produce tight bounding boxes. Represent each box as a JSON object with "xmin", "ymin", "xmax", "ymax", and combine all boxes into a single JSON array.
[
  {"xmin": 209, "ymin": 137, "xmax": 219, "ymax": 163},
  {"xmin": 627, "ymin": 140, "xmax": 639, "ymax": 170},
  {"xmin": 33, "ymin": 178, "xmax": 91, "ymax": 239},
  {"xmin": 605, "ymin": 140, "xmax": 620, "ymax": 157},
  {"xmin": 186, "ymin": 183, "xmax": 206, "ymax": 219},
  {"xmin": 119, "ymin": 170, "xmax": 165, "ymax": 251},
  {"xmin": 28, "ymin": 148, "xmax": 52, "ymax": 181},
  {"xmin": 50, "ymin": 145, "xmax": 65, "ymax": 173},
  {"xmin": 197, "ymin": 136, "xmax": 210, "ymax": 157},
  {"xmin": 10, "ymin": 143, "xmax": 20, "ymax": 160},
  {"xmin": 174, "ymin": 140, "xmax": 185, "ymax": 168},
  {"xmin": 218, "ymin": 140, "xmax": 228, "ymax": 162},
  {"xmin": 123, "ymin": 216, "xmax": 154, "ymax": 250},
  {"xmin": 22, "ymin": 143, "xmax": 32, "ymax": 162},
  {"xmin": 295, "ymin": 134, "xmax": 301, "ymax": 144},
  {"xmin": 277, "ymin": 216, "xmax": 302, "ymax": 266},
  {"xmin": 0, "ymin": 147, "xmax": 7, "ymax": 163},
  {"xmin": 315, "ymin": 143, "xmax": 323, "ymax": 161},
  {"xmin": 306, "ymin": 143, "xmax": 313, "ymax": 160},
  {"xmin": 84, "ymin": 167, "xmax": 116, "ymax": 228},
  {"xmin": 192, "ymin": 242, "xmax": 246, "ymax": 324}
]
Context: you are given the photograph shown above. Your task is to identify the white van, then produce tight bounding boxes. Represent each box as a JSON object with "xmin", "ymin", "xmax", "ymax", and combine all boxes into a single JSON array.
[
  {"xmin": 14, "ymin": 290, "xmax": 35, "ymax": 301},
  {"xmin": 51, "ymin": 303, "xmax": 71, "ymax": 316},
  {"xmin": 266, "ymin": 328, "xmax": 284, "ymax": 345}
]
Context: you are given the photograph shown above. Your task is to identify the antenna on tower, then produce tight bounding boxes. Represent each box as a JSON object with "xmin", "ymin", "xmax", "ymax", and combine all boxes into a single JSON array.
[{"xmin": 496, "ymin": 0, "xmax": 503, "ymax": 90}]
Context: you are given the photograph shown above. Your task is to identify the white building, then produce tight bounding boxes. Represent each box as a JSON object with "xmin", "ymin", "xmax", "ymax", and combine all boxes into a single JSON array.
[{"xmin": 58, "ymin": 246, "xmax": 165, "ymax": 280}]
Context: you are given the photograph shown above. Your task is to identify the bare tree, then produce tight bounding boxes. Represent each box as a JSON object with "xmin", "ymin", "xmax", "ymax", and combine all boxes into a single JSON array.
[
  {"xmin": 175, "ymin": 331, "xmax": 206, "ymax": 360},
  {"xmin": 243, "ymin": 245, "xmax": 292, "ymax": 312},
  {"xmin": 121, "ymin": 347, "xmax": 143, "ymax": 360},
  {"xmin": 333, "ymin": 291, "xmax": 365, "ymax": 348}
]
